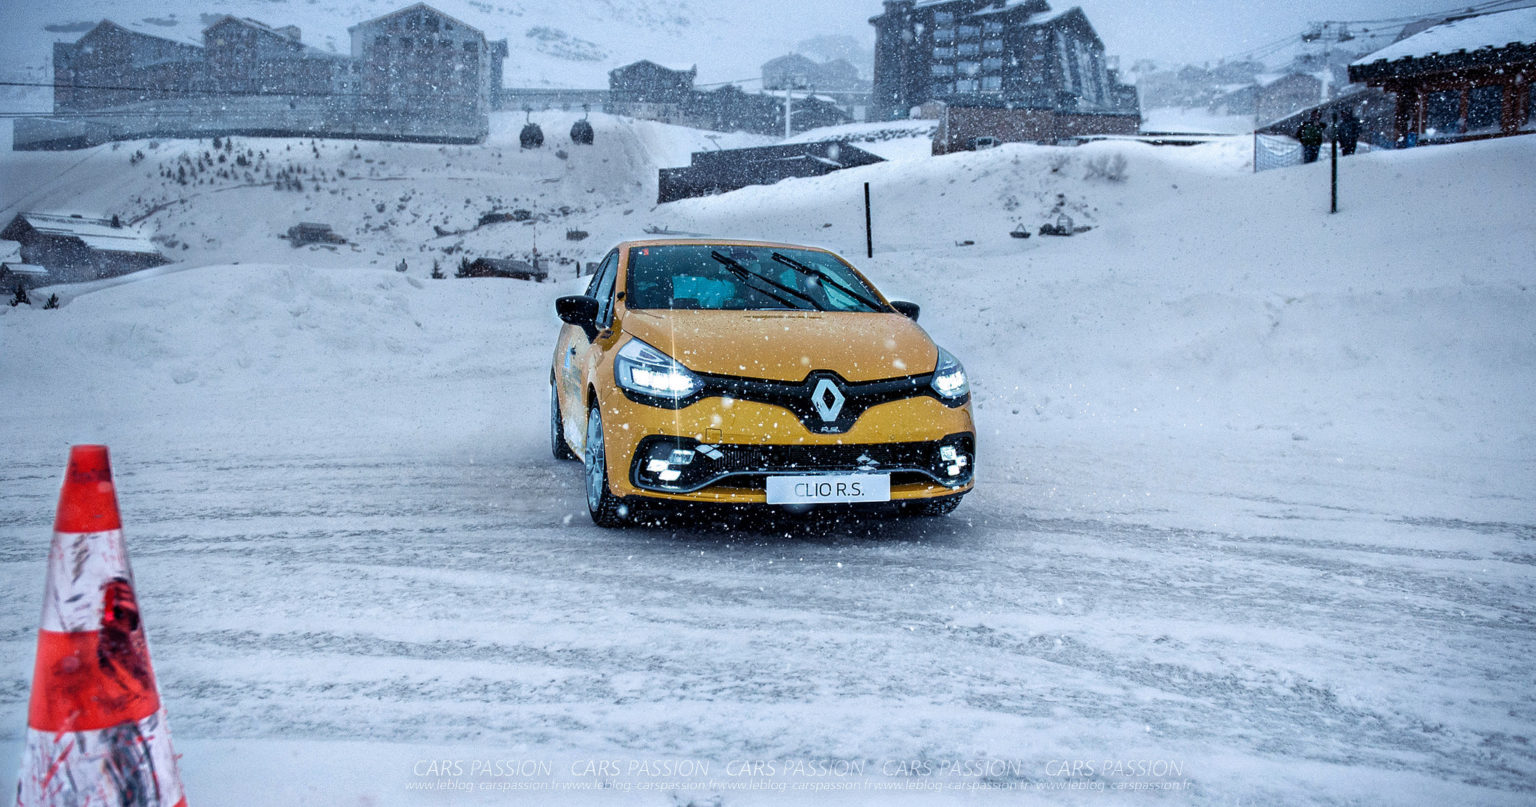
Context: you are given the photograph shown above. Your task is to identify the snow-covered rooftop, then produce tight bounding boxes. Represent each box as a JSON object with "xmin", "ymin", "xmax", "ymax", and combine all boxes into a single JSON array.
[
  {"xmin": 10, "ymin": 212, "xmax": 160, "ymax": 255},
  {"xmin": 975, "ymin": 3, "xmax": 1076, "ymax": 23},
  {"xmin": 1353, "ymin": 6, "xmax": 1536, "ymax": 65},
  {"xmin": 203, "ymin": 16, "xmax": 343, "ymax": 59},
  {"xmin": 94, "ymin": 20, "xmax": 205, "ymax": 51}
]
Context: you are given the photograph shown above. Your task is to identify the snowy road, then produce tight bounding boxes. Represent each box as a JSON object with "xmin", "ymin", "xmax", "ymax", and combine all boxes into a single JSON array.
[{"xmin": 3, "ymin": 440, "xmax": 1532, "ymax": 805}]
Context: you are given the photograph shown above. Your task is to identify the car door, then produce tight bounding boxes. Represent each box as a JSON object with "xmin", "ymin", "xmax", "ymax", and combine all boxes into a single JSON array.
[{"xmin": 558, "ymin": 249, "xmax": 619, "ymax": 452}]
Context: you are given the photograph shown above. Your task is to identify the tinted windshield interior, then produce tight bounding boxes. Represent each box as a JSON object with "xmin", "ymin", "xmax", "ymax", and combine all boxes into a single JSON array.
[{"xmin": 626, "ymin": 245, "xmax": 887, "ymax": 312}]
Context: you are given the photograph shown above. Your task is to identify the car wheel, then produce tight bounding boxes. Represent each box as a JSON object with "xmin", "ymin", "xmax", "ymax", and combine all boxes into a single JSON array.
[
  {"xmin": 904, "ymin": 493, "xmax": 964, "ymax": 517},
  {"xmin": 550, "ymin": 377, "xmax": 577, "ymax": 461},
  {"xmin": 584, "ymin": 404, "xmax": 628, "ymax": 528}
]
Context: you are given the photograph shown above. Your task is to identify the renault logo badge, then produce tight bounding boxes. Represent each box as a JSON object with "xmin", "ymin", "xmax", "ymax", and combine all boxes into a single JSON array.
[{"xmin": 812, "ymin": 378, "xmax": 846, "ymax": 422}]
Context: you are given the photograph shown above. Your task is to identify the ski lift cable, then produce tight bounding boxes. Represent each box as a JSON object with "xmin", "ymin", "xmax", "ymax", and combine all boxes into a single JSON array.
[
  {"xmin": 1318, "ymin": 0, "xmax": 1535, "ymax": 27},
  {"xmin": 0, "ymin": 80, "xmax": 404, "ymax": 99}
]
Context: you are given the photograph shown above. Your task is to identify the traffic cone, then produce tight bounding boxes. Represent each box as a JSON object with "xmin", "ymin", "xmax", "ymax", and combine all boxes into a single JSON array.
[{"xmin": 16, "ymin": 445, "xmax": 186, "ymax": 807}]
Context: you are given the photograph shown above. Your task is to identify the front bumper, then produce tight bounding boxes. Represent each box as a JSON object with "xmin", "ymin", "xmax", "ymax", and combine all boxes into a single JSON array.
[
  {"xmin": 599, "ymin": 391, "xmax": 976, "ymax": 504},
  {"xmin": 632, "ymin": 433, "xmax": 975, "ymax": 494}
]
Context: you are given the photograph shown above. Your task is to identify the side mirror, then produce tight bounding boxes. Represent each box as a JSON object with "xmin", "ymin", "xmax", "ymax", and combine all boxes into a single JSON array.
[
  {"xmin": 891, "ymin": 300, "xmax": 920, "ymax": 321},
  {"xmin": 556, "ymin": 295, "xmax": 599, "ymax": 340}
]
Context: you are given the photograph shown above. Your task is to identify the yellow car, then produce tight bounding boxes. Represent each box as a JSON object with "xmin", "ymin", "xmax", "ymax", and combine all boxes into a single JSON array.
[{"xmin": 550, "ymin": 239, "xmax": 975, "ymax": 527}]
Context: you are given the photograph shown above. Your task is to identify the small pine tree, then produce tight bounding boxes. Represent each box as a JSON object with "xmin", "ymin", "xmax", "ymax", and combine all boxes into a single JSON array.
[
  {"xmin": 431, "ymin": 260, "xmax": 445, "ymax": 279},
  {"xmin": 456, "ymin": 257, "xmax": 472, "ymax": 278},
  {"xmin": 43, "ymin": 294, "xmax": 60, "ymax": 309},
  {"xmin": 10, "ymin": 286, "xmax": 30, "ymax": 306}
]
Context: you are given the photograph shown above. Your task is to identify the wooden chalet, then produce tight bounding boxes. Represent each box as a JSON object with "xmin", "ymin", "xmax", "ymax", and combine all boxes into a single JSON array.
[
  {"xmin": 1349, "ymin": 7, "xmax": 1536, "ymax": 144},
  {"xmin": 0, "ymin": 213, "xmax": 167, "ymax": 284}
]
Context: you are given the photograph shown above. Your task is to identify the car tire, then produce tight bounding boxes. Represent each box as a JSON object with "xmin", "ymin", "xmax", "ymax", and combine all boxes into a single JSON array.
[
  {"xmin": 904, "ymin": 493, "xmax": 964, "ymax": 517},
  {"xmin": 550, "ymin": 378, "xmax": 577, "ymax": 461},
  {"xmin": 584, "ymin": 404, "xmax": 628, "ymax": 528}
]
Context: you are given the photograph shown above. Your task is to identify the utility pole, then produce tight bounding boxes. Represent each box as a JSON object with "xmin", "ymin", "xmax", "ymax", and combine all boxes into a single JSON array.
[
  {"xmin": 782, "ymin": 77, "xmax": 811, "ymax": 138},
  {"xmin": 864, "ymin": 182, "xmax": 873, "ymax": 259},
  {"xmin": 1330, "ymin": 110, "xmax": 1339, "ymax": 214},
  {"xmin": 784, "ymin": 85, "xmax": 793, "ymax": 138},
  {"xmin": 1301, "ymin": 22, "xmax": 1355, "ymax": 102}
]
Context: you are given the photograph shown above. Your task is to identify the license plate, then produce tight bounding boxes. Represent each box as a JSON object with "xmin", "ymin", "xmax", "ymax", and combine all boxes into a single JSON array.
[{"xmin": 766, "ymin": 474, "xmax": 890, "ymax": 504}]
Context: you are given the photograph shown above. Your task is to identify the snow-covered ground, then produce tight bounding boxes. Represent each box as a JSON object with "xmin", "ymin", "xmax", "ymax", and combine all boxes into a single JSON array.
[{"xmin": 2, "ymin": 114, "xmax": 1534, "ymax": 805}]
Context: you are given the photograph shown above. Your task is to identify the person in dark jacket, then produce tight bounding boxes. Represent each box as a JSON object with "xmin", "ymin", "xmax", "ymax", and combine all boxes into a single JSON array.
[
  {"xmin": 1296, "ymin": 110, "xmax": 1325, "ymax": 163},
  {"xmin": 1337, "ymin": 108, "xmax": 1362, "ymax": 155}
]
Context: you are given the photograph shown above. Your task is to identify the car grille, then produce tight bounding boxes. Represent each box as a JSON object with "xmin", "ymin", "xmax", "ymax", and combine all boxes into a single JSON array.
[{"xmin": 631, "ymin": 433, "xmax": 975, "ymax": 494}]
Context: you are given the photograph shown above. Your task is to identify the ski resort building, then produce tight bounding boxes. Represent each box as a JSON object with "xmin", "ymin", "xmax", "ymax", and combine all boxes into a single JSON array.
[
  {"xmin": 608, "ymin": 60, "xmax": 851, "ymax": 136},
  {"xmin": 1349, "ymin": 6, "xmax": 1536, "ymax": 144},
  {"xmin": 349, "ymin": 4, "xmax": 508, "ymax": 124},
  {"xmin": 51, "ymin": 22, "xmax": 204, "ymax": 113},
  {"xmin": 17, "ymin": 4, "xmax": 507, "ymax": 150},
  {"xmin": 761, "ymin": 55, "xmax": 872, "ymax": 121},
  {"xmin": 203, "ymin": 16, "xmax": 347, "ymax": 99},
  {"xmin": 869, "ymin": 0, "xmax": 1138, "ymax": 132},
  {"xmin": 0, "ymin": 213, "xmax": 167, "ymax": 283},
  {"xmin": 607, "ymin": 61, "xmax": 698, "ymax": 123},
  {"xmin": 762, "ymin": 55, "xmax": 866, "ymax": 93}
]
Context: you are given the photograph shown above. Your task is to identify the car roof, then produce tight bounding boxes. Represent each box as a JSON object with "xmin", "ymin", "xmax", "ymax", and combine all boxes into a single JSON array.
[{"xmin": 615, "ymin": 237, "xmax": 833, "ymax": 252}]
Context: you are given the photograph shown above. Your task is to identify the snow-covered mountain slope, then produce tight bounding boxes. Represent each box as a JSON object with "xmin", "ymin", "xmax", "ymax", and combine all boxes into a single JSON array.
[
  {"xmin": 0, "ymin": 0, "xmax": 874, "ymax": 96},
  {"xmin": 1, "ymin": 111, "xmax": 773, "ymax": 275}
]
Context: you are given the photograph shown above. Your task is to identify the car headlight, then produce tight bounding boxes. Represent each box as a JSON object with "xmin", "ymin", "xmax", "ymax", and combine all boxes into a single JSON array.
[
  {"xmin": 930, "ymin": 347, "xmax": 969, "ymax": 400},
  {"xmin": 615, "ymin": 338, "xmax": 702, "ymax": 400}
]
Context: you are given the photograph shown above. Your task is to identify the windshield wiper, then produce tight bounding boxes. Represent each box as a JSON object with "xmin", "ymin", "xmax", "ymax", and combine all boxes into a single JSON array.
[
  {"xmin": 770, "ymin": 252, "xmax": 885, "ymax": 312},
  {"xmin": 710, "ymin": 250, "xmax": 823, "ymax": 311}
]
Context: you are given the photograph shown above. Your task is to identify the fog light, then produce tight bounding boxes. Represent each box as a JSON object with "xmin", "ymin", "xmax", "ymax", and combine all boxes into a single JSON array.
[
  {"xmin": 647, "ymin": 459, "xmax": 671, "ymax": 473},
  {"xmin": 658, "ymin": 469, "xmax": 682, "ymax": 482},
  {"xmin": 669, "ymin": 449, "xmax": 695, "ymax": 466},
  {"xmin": 940, "ymin": 444, "xmax": 969, "ymax": 478}
]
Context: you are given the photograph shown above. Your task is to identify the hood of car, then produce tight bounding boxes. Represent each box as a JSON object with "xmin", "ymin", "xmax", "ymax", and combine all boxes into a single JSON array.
[{"xmin": 620, "ymin": 309, "xmax": 939, "ymax": 382}]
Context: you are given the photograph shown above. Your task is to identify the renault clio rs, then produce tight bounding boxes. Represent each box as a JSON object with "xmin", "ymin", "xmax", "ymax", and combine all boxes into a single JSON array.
[{"xmin": 551, "ymin": 239, "xmax": 975, "ymax": 527}]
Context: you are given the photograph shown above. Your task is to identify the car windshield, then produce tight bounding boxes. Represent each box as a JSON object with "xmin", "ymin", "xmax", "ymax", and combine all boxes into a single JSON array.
[{"xmin": 625, "ymin": 245, "xmax": 887, "ymax": 312}]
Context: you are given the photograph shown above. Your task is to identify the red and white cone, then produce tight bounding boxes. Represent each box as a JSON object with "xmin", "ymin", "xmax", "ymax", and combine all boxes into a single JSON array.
[{"xmin": 16, "ymin": 445, "xmax": 186, "ymax": 807}]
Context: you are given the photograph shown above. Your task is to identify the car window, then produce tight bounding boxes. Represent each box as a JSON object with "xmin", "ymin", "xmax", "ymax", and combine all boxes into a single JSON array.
[
  {"xmin": 590, "ymin": 250, "xmax": 618, "ymax": 328},
  {"xmin": 584, "ymin": 251, "xmax": 616, "ymax": 298},
  {"xmin": 625, "ymin": 245, "xmax": 885, "ymax": 312}
]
